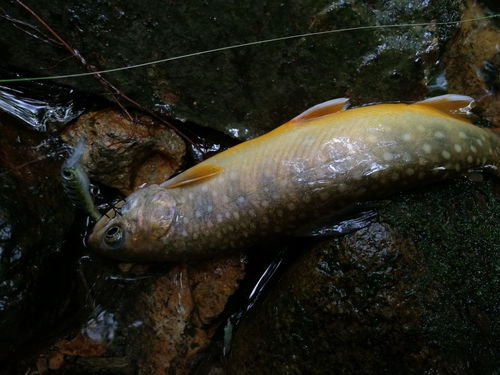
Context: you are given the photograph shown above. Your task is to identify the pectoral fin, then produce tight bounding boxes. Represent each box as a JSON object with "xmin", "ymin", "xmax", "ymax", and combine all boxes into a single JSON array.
[{"xmin": 161, "ymin": 164, "xmax": 224, "ymax": 188}]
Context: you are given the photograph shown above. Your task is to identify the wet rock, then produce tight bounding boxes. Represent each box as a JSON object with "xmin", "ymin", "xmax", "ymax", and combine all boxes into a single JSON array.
[
  {"xmin": 129, "ymin": 256, "xmax": 246, "ymax": 375},
  {"xmin": 443, "ymin": 0, "xmax": 500, "ymax": 125},
  {"xmin": 0, "ymin": 113, "xmax": 76, "ymax": 363},
  {"xmin": 22, "ymin": 253, "xmax": 246, "ymax": 375},
  {"xmin": 61, "ymin": 109, "xmax": 186, "ymax": 194},
  {"xmin": 1, "ymin": 0, "xmax": 462, "ymax": 140},
  {"xmin": 226, "ymin": 178, "xmax": 500, "ymax": 374}
]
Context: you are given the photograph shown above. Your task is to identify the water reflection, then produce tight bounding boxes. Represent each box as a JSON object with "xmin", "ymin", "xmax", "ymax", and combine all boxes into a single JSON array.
[{"xmin": 0, "ymin": 71, "xmax": 88, "ymax": 131}]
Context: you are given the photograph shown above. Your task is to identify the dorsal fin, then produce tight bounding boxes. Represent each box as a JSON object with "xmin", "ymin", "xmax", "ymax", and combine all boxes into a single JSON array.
[
  {"xmin": 160, "ymin": 164, "xmax": 224, "ymax": 189},
  {"xmin": 414, "ymin": 94, "xmax": 475, "ymax": 120},
  {"xmin": 291, "ymin": 98, "xmax": 350, "ymax": 123}
]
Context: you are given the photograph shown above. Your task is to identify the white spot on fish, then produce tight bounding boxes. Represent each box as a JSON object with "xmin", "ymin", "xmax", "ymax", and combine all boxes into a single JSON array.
[
  {"xmin": 217, "ymin": 214, "xmax": 223, "ymax": 223},
  {"xmin": 222, "ymin": 195, "xmax": 230, "ymax": 204},
  {"xmin": 419, "ymin": 157, "xmax": 427, "ymax": 166},
  {"xmin": 225, "ymin": 211, "xmax": 231, "ymax": 219},
  {"xmin": 418, "ymin": 125, "xmax": 425, "ymax": 132},
  {"xmin": 471, "ymin": 145, "xmax": 477, "ymax": 153},
  {"xmin": 435, "ymin": 131, "xmax": 445, "ymax": 138},
  {"xmin": 459, "ymin": 131, "xmax": 467, "ymax": 139},
  {"xmin": 402, "ymin": 133, "xmax": 412, "ymax": 141},
  {"xmin": 383, "ymin": 152, "xmax": 394, "ymax": 161},
  {"xmin": 188, "ymin": 192, "xmax": 194, "ymax": 199},
  {"xmin": 201, "ymin": 185, "xmax": 208, "ymax": 192},
  {"xmin": 237, "ymin": 196, "xmax": 246, "ymax": 204},
  {"xmin": 207, "ymin": 205, "xmax": 213, "ymax": 212},
  {"xmin": 195, "ymin": 211, "xmax": 202, "ymax": 218},
  {"xmin": 406, "ymin": 168, "xmax": 415, "ymax": 176},
  {"xmin": 442, "ymin": 150, "xmax": 451, "ymax": 159},
  {"xmin": 423, "ymin": 144, "xmax": 432, "ymax": 154},
  {"xmin": 454, "ymin": 144, "xmax": 462, "ymax": 153},
  {"xmin": 212, "ymin": 190, "xmax": 218, "ymax": 197},
  {"xmin": 233, "ymin": 211, "xmax": 240, "ymax": 219},
  {"xmin": 287, "ymin": 203, "xmax": 296, "ymax": 211},
  {"xmin": 467, "ymin": 155, "xmax": 473, "ymax": 163},
  {"xmin": 303, "ymin": 195, "xmax": 311, "ymax": 203},
  {"xmin": 402, "ymin": 152, "xmax": 412, "ymax": 162},
  {"xmin": 477, "ymin": 139, "xmax": 483, "ymax": 146},
  {"xmin": 261, "ymin": 200, "xmax": 270, "ymax": 207},
  {"xmin": 182, "ymin": 231, "xmax": 188, "ymax": 237}
]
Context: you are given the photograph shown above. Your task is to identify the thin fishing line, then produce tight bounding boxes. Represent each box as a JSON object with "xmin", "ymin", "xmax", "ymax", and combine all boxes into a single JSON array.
[{"xmin": 0, "ymin": 14, "xmax": 498, "ymax": 83}]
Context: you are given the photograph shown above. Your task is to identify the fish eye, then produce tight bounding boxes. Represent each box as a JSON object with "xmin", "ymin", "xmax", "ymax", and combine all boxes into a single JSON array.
[
  {"xmin": 104, "ymin": 226, "xmax": 125, "ymax": 249},
  {"xmin": 62, "ymin": 168, "xmax": 73, "ymax": 178}
]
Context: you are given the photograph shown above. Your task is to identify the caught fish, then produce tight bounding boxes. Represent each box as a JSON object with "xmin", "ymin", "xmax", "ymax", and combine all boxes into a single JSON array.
[
  {"xmin": 89, "ymin": 94, "xmax": 500, "ymax": 262},
  {"xmin": 61, "ymin": 136, "xmax": 102, "ymax": 222}
]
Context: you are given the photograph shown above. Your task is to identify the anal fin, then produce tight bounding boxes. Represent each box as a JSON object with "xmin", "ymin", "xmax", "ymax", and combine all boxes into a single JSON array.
[{"xmin": 294, "ymin": 207, "xmax": 378, "ymax": 237}]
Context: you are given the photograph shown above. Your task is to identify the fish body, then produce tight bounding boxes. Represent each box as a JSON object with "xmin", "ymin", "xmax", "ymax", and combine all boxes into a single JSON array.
[
  {"xmin": 89, "ymin": 95, "xmax": 500, "ymax": 262},
  {"xmin": 61, "ymin": 136, "xmax": 102, "ymax": 222}
]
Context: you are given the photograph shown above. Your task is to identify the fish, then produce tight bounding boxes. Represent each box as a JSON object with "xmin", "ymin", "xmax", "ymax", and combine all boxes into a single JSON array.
[
  {"xmin": 61, "ymin": 136, "xmax": 102, "ymax": 222},
  {"xmin": 88, "ymin": 94, "xmax": 500, "ymax": 262}
]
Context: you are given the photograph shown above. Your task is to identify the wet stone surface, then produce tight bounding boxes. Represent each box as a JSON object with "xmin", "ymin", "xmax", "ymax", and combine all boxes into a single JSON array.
[
  {"xmin": 1, "ymin": 0, "xmax": 462, "ymax": 139},
  {"xmin": 443, "ymin": 0, "xmax": 500, "ymax": 126},
  {"xmin": 0, "ymin": 114, "xmax": 76, "ymax": 363},
  {"xmin": 226, "ymin": 178, "xmax": 500, "ymax": 374},
  {"xmin": 61, "ymin": 109, "xmax": 186, "ymax": 195}
]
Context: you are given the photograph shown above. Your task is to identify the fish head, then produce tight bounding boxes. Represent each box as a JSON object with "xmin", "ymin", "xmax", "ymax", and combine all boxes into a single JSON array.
[{"xmin": 88, "ymin": 184, "xmax": 176, "ymax": 262}]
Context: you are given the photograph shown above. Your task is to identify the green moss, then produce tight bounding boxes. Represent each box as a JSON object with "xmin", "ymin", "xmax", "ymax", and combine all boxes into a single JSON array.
[{"xmin": 379, "ymin": 178, "xmax": 500, "ymax": 362}]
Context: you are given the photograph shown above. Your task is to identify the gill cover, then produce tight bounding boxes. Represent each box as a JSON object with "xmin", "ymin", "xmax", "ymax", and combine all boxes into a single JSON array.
[{"xmin": 88, "ymin": 185, "xmax": 176, "ymax": 261}]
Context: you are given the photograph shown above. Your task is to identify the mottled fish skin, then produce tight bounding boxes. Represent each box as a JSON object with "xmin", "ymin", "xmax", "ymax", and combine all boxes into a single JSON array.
[{"xmin": 88, "ymin": 95, "xmax": 500, "ymax": 262}]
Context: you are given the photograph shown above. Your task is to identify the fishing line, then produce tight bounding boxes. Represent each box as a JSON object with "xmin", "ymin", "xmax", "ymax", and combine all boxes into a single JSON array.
[{"xmin": 0, "ymin": 14, "xmax": 498, "ymax": 84}]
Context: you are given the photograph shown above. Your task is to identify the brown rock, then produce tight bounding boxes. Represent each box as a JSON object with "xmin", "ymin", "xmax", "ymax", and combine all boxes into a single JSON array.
[
  {"xmin": 62, "ymin": 109, "xmax": 186, "ymax": 194},
  {"xmin": 444, "ymin": 0, "xmax": 500, "ymax": 125},
  {"xmin": 57, "ymin": 333, "xmax": 107, "ymax": 357},
  {"xmin": 48, "ymin": 352, "xmax": 65, "ymax": 370},
  {"xmin": 115, "ymin": 254, "xmax": 246, "ymax": 375}
]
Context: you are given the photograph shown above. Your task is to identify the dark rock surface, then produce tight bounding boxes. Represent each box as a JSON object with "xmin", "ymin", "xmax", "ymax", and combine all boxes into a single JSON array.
[
  {"xmin": 226, "ymin": 178, "xmax": 500, "ymax": 374},
  {"xmin": 1, "ymin": 0, "xmax": 462, "ymax": 139},
  {"xmin": 0, "ymin": 114, "xmax": 76, "ymax": 363}
]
